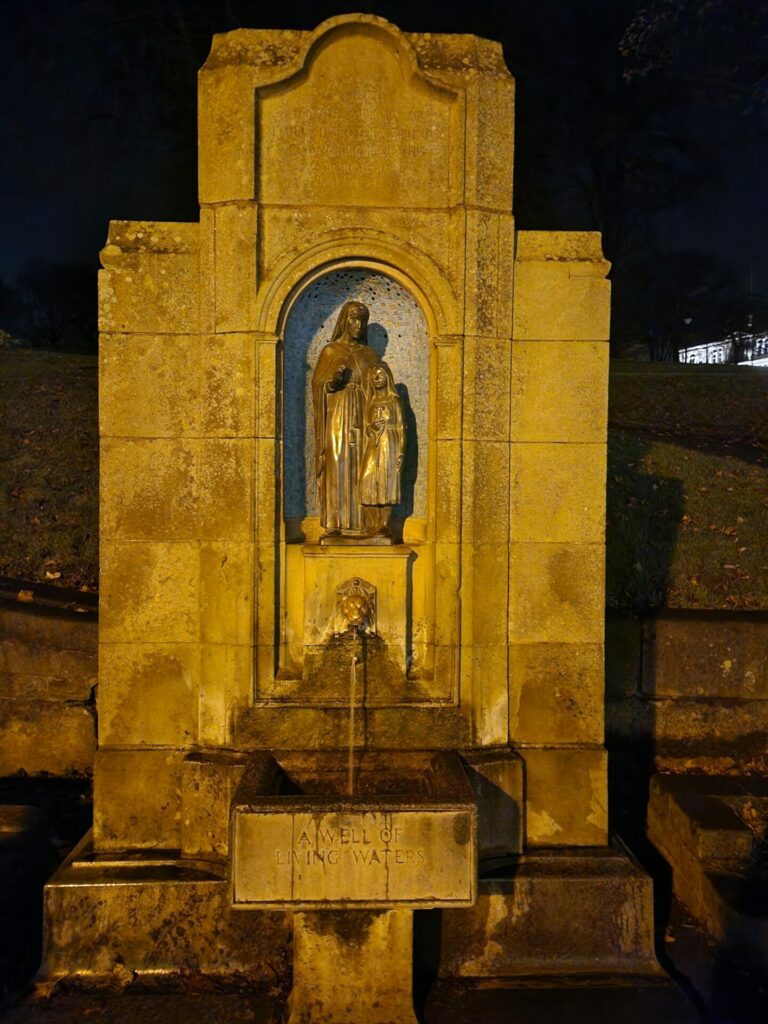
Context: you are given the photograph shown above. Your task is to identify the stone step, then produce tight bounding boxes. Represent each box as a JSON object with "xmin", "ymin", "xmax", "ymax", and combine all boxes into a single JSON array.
[
  {"xmin": 648, "ymin": 772, "xmax": 768, "ymax": 981},
  {"xmin": 438, "ymin": 845, "xmax": 658, "ymax": 978}
]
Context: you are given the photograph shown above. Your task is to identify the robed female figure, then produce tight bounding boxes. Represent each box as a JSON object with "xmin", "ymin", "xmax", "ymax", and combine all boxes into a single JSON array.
[
  {"xmin": 312, "ymin": 301, "xmax": 378, "ymax": 537},
  {"xmin": 359, "ymin": 362, "xmax": 405, "ymax": 536}
]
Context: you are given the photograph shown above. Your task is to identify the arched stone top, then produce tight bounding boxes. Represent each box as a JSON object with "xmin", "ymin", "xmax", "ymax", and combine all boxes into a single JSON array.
[
  {"xmin": 199, "ymin": 15, "xmax": 514, "ymax": 209},
  {"xmin": 255, "ymin": 231, "xmax": 457, "ymax": 338},
  {"xmin": 252, "ymin": 19, "xmax": 462, "ymax": 209},
  {"xmin": 202, "ymin": 14, "xmax": 508, "ymax": 87},
  {"xmin": 266, "ymin": 15, "xmax": 458, "ymax": 102}
]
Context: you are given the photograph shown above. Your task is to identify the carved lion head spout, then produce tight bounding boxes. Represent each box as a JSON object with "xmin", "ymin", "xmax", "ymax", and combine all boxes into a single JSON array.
[{"xmin": 333, "ymin": 577, "xmax": 376, "ymax": 637}]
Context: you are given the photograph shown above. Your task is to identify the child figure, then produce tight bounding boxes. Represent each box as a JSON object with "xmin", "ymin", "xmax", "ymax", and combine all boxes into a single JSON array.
[{"xmin": 359, "ymin": 362, "xmax": 405, "ymax": 537}]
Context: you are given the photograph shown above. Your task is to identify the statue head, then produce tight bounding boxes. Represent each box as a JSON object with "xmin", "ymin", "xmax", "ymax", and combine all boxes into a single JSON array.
[
  {"xmin": 330, "ymin": 301, "xmax": 369, "ymax": 345},
  {"xmin": 364, "ymin": 360, "xmax": 397, "ymax": 401}
]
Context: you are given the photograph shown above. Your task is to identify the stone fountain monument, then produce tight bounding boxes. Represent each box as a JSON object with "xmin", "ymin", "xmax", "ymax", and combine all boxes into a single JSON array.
[{"xmin": 43, "ymin": 13, "xmax": 657, "ymax": 1021}]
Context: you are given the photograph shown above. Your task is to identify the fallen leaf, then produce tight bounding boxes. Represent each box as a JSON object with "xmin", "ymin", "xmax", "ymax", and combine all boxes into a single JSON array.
[
  {"xmin": 34, "ymin": 976, "xmax": 62, "ymax": 999},
  {"xmin": 17, "ymin": 590, "xmax": 34, "ymax": 603}
]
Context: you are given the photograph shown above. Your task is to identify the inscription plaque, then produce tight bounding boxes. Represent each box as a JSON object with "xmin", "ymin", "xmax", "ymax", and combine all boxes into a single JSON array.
[
  {"xmin": 231, "ymin": 751, "xmax": 477, "ymax": 910},
  {"xmin": 233, "ymin": 808, "xmax": 474, "ymax": 907}
]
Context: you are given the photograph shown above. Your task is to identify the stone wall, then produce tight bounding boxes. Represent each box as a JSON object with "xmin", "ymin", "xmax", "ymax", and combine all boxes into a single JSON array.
[
  {"xmin": 0, "ymin": 594, "xmax": 96, "ymax": 776},
  {"xmin": 607, "ymin": 610, "xmax": 768, "ymax": 774},
  {"xmin": 4, "ymin": 600, "xmax": 763, "ymax": 787},
  {"xmin": 510, "ymin": 231, "xmax": 610, "ymax": 846}
]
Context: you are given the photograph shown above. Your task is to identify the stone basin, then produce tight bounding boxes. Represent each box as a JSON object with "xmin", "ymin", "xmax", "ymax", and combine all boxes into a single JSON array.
[{"xmin": 231, "ymin": 750, "xmax": 476, "ymax": 909}]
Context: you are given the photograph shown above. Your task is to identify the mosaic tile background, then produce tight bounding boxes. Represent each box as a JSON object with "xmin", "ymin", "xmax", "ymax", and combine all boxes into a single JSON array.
[{"xmin": 283, "ymin": 268, "xmax": 429, "ymax": 520}]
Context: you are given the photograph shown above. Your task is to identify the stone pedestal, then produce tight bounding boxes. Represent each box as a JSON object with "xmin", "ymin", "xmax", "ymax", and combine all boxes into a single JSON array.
[
  {"xmin": 303, "ymin": 544, "xmax": 413, "ymax": 673},
  {"xmin": 288, "ymin": 910, "xmax": 417, "ymax": 1024}
]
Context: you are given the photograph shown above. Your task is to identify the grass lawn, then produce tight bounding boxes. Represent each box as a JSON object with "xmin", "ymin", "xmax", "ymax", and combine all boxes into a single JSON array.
[
  {"xmin": 0, "ymin": 352, "xmax": 765, "ymax": 610},
  {"xmin": 607, "ymin": 363, "xmax": 767, "ymax": 611},
  {"xmin": 0, "ymin": 350, "xmax": 98, "ymax": 589}
]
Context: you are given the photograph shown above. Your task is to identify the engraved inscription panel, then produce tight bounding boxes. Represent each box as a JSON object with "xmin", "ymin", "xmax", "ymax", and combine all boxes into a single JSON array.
[
  {"xmin": 232, "ymin": 808, "xmax": 475, "ymax": 907},
  {"xmin": 258, "ymin": 31, "xmax": 458, "ymax": 208}
]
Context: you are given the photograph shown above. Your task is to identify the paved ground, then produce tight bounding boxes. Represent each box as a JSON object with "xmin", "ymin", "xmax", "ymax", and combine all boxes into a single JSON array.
[{"xmin": 1, "ymin": 976, "xmax": 702, "ymax": 1024}]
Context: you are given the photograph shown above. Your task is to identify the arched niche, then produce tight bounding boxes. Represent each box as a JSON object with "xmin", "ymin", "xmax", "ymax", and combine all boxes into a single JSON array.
[{"xmin": 282, "ymin": 267, "xmax": 430, "ymax": 531}]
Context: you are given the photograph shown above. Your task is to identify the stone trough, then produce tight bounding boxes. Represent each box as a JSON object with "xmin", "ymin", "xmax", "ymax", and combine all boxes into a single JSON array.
[
  {"xmin": 231, "ymin": 749, "xmax": 476, "ymax": 1023},
  {"xmin": 232, "ymin": 749, "xmax": 476, "ymax": 909}
]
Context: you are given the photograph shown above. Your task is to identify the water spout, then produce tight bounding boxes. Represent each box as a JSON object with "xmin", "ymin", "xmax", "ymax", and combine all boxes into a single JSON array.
[{"xmin": 347, "ymin": 654, "xmax": 359, "ymax": 796}]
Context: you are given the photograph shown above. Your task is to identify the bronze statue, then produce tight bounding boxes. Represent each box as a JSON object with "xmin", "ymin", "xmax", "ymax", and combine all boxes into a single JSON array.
[
  {"xmin": 311, "ymin": 302, "xmax": 404, "ymax": 541},
  {"xmin": 312, "ymin": 301, "xmax": 378, "ymax": 538},
  {"xmin": 360, "ymin": 362, "xmax": 405, "ymax": 537}
]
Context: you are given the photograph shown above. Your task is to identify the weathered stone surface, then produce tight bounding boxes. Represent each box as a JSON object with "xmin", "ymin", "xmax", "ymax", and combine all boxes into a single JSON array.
[
  {"xmin": 99, "ymin": 541, "xmax": 200, "ymax": 643},
  {"xmin": 608, "ymin": 613, "xmax": 768, "ymax": 774},
  {"xmin": 198, "ymin": 439, "xmax": 254, "ymax": 539},
  {"xmin": 464, "ymin": 70, "xmax": 516, "ymax": 211},
  {"xmin": 199, "ymin": 542, "xmax": 254, "ymax": 645},
  {"xmin": 181, "ymin": 751, "xmax": 248, "ymax": 859},
  {"xmin": 461, "ymin": 643, "xmax": 510, "ymax": 747},
  {"xmin": 100, "ymin": 333, "xmax": 201, "ymax": 438},
  {"xmin": 522, "ymin": 746, "xmax": 608, "ymax": 846},
  {"xmin": 290, "ymin": 910, "xmax": 416, "ymax": 1023},
  {"xmin": 101, "ymin": 438, "xmax": 199, "ymax": 541},
  {"xmin": 0, "ymin": 700, "xmax": 95, "ymax": 776},
  {"xmin": 645, "ymin": 613, "xmax": 768, "ymax": 699},
  {"xmin": 460, "ymin": 335, "xmax": 514, "ymax": 440},
  {"xmin": 509, "ymin": 442, "xmax": 606, "ymax": 544},
  {"xmin": 510, "ymin": 340, "xmax": 609, "ymax": 443},
  {"xmin": 649, "ymin": 773, "xmax": 768, "ymax": 979},
  {"xmin": 439, "ymin": 847, "xmax": 658, "ymax": 977},
  {"xmin": 0, "ymin": 640, "xmax": 96, "ymax": 702},
  {"xmin": 462, "ymin": 545, "xmax": 509, "ymax": 646},
  {"xmin": 93, "ymin": 749, "xmax": 185, "ymax": 850},
  {"xmin": 0, "ymin": 602, "xmax": 95, "ymax": 653},
  {"xmin": 609, "ymin": 689, "xmax": 768, "ymax": 770},
  {"xmin": 649, "ymin": 774, "xmax": 758, "ymax": 862},
  {"xmin": 509, "ymin": 642, "xmax": 603, "ymax": 745},
  {"xmin": 509, "ymin": 542, "xmax": 605, "ymax": 645},
  {"xmin": 254, "ymin": 26, "xmax": 462, "ymax": 211},
  {"xmin": 652, "ymin": 696, "xmax": 768, "ymax": 747},
  {"xmin": 462, "ymin": 750, "xmax": 524, "ymax": 860},
  {"xmin": 465, "ymin": 213, "xmax": 515, "ymax": 337},
  {"xmin": 99, "ymin": 222, "xmax": 200, "ymax": 335},
  {"xmin": 213, "ymin": 203, "xmax": 258, "ymax": 331},
  {"xmin": 43, "ymin": 838, "xmax": 291, "ymax": 982},
  {"xmin": 199, "ymin": 643, "xmax": 253, "ymax": 747},
  {"xmin": 513, "ymin": 232, "xmax": 611, "ymax": 342},
  {"xmin": 201, "ymin": 333, "xmax": 255, "ymax": 436},
  {"xmin": 461, "ymin": 440, "xmax": 510, "ymax": 544},
  {"xmin": 236, "ymin": 704, "xmax": 468, "ymax": 751},
  {"xmin": 0, "ymin": 601, "xmax": 96, "ymax": 775},
  {"xmin": 99, "ymin": 643, "xmax": 199, "ymax": 747},
  {"xmin": 100, "ymin": 439, "xmax": 254, "ymax": 543}
]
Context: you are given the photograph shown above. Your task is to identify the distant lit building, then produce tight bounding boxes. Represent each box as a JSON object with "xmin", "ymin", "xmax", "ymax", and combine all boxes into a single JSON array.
[{"xmin": 679, "ymin": 331, "xmax": 768, "ymax": 367}]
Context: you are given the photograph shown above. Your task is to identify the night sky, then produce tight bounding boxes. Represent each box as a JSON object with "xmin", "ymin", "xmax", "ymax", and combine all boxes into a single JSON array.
[{"xmin": 2, "ymin": 0, "xmax": 767, "ymax": 350}]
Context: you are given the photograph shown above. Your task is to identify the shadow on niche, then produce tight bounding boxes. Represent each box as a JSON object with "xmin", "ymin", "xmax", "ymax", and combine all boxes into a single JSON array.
[
  {"xmin": 393, "ymin": 381, "xmax": 418, "ymax": 529},
  {"xmin": 368, "ymin": 321, "xmax": 389, "ymax": 360}
]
